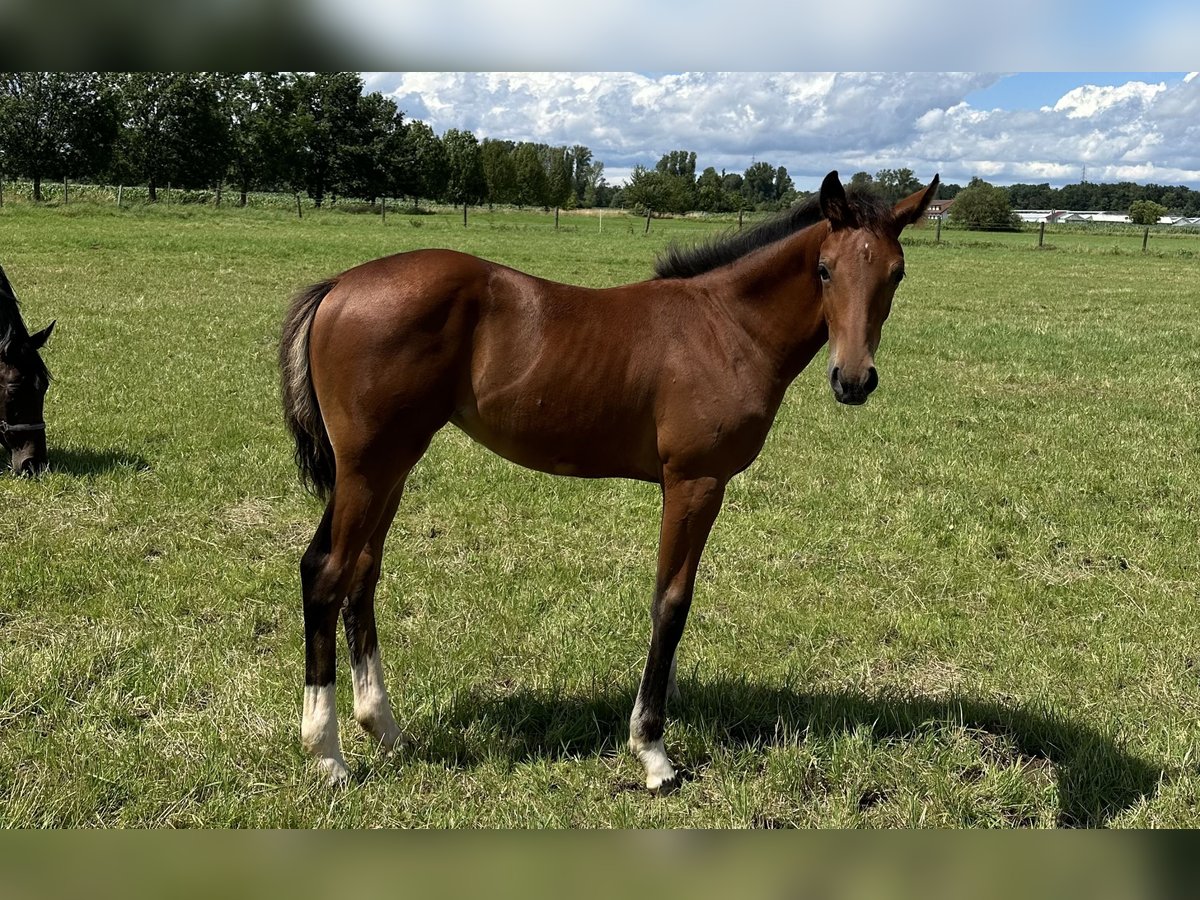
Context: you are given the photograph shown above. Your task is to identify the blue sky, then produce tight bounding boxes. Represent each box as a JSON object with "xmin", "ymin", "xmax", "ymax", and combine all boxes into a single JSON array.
[{"xmin": 364, "ymin": 72, "xmax": 1200, "ymax": 191}]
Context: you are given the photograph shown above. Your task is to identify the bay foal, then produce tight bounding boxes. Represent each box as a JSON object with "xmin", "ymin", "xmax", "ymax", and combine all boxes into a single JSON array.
[{"xmin": 281, "ymin": 170, "xmax": 938, "ymax": 789}]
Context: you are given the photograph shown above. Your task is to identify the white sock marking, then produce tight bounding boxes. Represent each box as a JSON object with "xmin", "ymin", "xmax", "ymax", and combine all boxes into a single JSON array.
[
  {"xmin": 351, "ymin": 650, "xmax": 403, "ymax": 750},
  {"xmin": 302, "ymin": 684, "xmax": 349, "ymax": 785}
]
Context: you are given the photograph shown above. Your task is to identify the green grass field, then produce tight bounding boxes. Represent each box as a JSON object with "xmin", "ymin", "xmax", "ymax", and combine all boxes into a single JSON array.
[{"xmin": 1, "ymin": 201, "xmax": 1198, "ymax": 827}]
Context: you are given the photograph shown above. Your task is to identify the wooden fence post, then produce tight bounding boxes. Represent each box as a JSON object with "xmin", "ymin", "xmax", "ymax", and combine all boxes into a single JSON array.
[
  {"xmin": 465, "ymin": 202, "xmax": 469, "ymax": 227},
  {"xmin": 63, "ymin": 177, "xmax": 68, "ymax": 205},
  {"xmin": 0, "ymin": 174, "xmax": 4, "ymax": 209},
  {"xmin": 295, "ymin": 193, "xmax": 302, "ymax": 219},
  {"xmin": 381, "ymin": 197, "xmax": 386, "ymax": 224},
  {"xmin": 1039, "ymin": 221, "xmax": 1045, "ymax": 248},
  {"xmin": 936, "ymin": 218, "xmax": 942, "ymax": 243},
  {"xmin": 644, "ymin": 210, "xmax": 652, "ymax": 234},
  {"xmin": 117, "ymin": 185, "xmax": 123, "ymax": 208},
  {"xmin": 554, "ymin": 207, "xmax": 559, "ymax": 230},
  {"xmin": 1142, "ymin": 227, "xmax": 1149, "ymax": 253}
]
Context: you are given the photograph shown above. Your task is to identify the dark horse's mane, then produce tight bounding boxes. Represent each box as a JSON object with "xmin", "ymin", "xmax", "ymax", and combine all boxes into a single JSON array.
[
  {"xmin": 654, "ymin": 189, "xmax": 896, "ymax": 280},
  {"xmin": 0, "ymin": 265, "xmax": 51, "ymax": 382}
]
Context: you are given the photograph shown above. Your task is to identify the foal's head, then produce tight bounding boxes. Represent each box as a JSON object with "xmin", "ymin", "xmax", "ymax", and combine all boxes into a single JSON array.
[
  {"xmin": 816, "ymin": 170, "xmax": 939, "ymax": 405},
  {"xmin": 0, "ymin": 267, "xmax": 54, "ymax": 475}
]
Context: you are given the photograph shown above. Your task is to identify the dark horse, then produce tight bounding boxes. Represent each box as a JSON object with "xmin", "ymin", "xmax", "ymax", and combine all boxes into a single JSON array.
[
  {"xmin": 0, "ymin": 264, "xmax": 54, "ymax": 475},
  {"xmin": 280, "ymin": 170, "xmax": 938, "ymax": 789}
]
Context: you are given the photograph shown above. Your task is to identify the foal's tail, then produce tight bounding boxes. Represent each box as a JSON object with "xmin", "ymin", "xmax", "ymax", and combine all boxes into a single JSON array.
[{"xmin": 280, "ymin": 279, "xmax": 338, "ymax": 499}]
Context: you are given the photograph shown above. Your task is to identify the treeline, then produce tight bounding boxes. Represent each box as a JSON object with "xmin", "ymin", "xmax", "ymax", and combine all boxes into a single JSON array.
[
  {"xmin": 0, "ymin": 72, "xmax": 827, "ymax": 218},
  {"xmin": 0, "ymin": 72, "xmax": 608, "ymax": 211},
  {"xmin": 999, "ymin": 180, "xmax": 1200, "ymax": 216},
  {"xmin": 7, "ymin": 73, "xmax": 1198, "ymax": 219}
]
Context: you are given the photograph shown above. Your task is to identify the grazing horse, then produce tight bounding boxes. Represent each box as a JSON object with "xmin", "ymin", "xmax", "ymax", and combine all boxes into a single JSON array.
[
  {"xmin": 0, "ymin": 264, "xmax": 54, "ymax": 475},
  {"xmin": 280, "ymin": 170, "xmax": 938, "ymax": 790}
]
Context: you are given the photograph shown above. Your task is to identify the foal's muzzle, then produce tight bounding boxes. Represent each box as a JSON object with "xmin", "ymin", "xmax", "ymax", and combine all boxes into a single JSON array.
[{"xmin": 830, "ymin": 366, "xmax": 878, "ymax": 405}]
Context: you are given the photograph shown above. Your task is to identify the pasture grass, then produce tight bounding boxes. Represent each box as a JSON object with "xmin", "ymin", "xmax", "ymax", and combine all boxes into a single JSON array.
[{"xmin": 1, "ymin": 201, "xmax": 1199, "ymax": 827}]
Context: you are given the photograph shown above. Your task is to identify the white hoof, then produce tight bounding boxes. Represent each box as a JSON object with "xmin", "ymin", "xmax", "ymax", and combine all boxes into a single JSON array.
[
  {"xmin": 630, "ymin": 736, "xmax": 678, "ymax": 793},
  {"xmin": 367, "ymin": 721, "xmax": 407, "ymax": 754},
  {"xmin": 316, "ymin": 754, "xmax": 351, "ymax": 787}
]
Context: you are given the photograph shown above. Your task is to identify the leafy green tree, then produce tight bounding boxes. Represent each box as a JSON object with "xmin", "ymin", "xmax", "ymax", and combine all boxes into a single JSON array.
[
  {"xmin": 336, "ymin": 91, "xmax": 407, "ymax": 203},
  {"xmin": 621, "ymin": 165, "xmax": 669, "ymax": 215},
  {"xmin": 512, "ymin": 142, "xmax": 548, "ymax": 208},
  {"xmin": 545, "ymin": 145, "xmax": 574, "ymax": 210},
  {"xmin": 481, "ymin": 139, "xmax": 518, "ymax": 207},
  {"xmin": 216, "ymin": 72, "xmax": 302, "ymax": 205},
  {"xmin": 848, "ymin": 171, "xmax": 877, "ymax": 194},
  {"xmin": 773, "ymin": 165, "xmax": 795, "ymax": 203},
  {"xmin": 569, "ymin": 144, "xmax": 594, "ymax": 206},
  {"xmin": 288, "ymin": 72, "xmax": 367, "ymax": 207},
  {"xmin": 0, "ymin": 72, "xmax": 118, "ymax": 200},
  {"xmin": 442, "ymin": 128, "xmax": 487, "ymax": 210},
  {"xmin": 405, "ymin": 120, "xmax": 448, "ymax": 206},
  {"xmin": 695, "ymin": 166, "xmax": 732, "ymax": 212},
  {"xmin": 1129, "ymin": 199, "xmax": 1168, "ymax": 225},
  {"xmin": 949, "ymin": 177, "xmax": 1019, "ymax": 230},
  {"xmin": 740, "ymin": 161, "xmax": 777, "ymax": 208},
  {"xmin": 875, "ymin": 168, "xmax": 922, "ymax": 204},
  {"xmin": 113, "ymin": 72, "xmax": 229, "ymax": 200}
]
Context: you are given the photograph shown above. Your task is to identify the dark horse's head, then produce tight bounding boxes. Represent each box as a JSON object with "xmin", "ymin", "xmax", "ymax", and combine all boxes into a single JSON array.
[
  {"xmin": 0, "ymin": 264, "xmax": 54, "ymax": 475},
  {"xmin": 816, "ymin": 170, "xmax": 939, "ymax": 405}
]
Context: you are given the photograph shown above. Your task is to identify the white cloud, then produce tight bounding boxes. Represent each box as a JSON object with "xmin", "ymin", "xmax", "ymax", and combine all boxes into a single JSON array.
[{"xmin": 370, "ymin": 72, "xmax": 1200, "ymax": 189}]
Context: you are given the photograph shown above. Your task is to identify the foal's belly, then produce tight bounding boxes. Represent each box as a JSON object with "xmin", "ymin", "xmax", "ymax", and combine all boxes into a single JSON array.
[{"xmin": 449, "ymin": 392, "xmax": 662, "ymax": 483}]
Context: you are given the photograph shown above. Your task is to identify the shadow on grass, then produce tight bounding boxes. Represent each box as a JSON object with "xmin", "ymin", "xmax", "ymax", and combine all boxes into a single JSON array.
[
  {"xmin": 47, "ymin": 446, "xmax": 151, "ymax": 476},
  {"xmin": 409, "ymin": 678, "xmax": 1163, "ymax": 827}
]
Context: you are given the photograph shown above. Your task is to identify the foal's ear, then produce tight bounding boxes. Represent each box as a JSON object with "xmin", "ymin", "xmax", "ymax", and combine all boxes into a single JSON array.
[
  {"xmin": 30, "ymin": 320, "xmax": 55, "ymax": 350},
  {"xmin": 892, "ymin": 174, "xmax": 941, "ymax": 231},
  {"xmin": 819, "ymin": 170, "xmax": 852, "ymax": 230}
]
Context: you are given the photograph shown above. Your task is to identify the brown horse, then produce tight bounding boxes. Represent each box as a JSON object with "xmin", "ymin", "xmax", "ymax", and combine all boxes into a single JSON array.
[
  {"xmin": 0, "ymin": 263, "xmax": 54, "ymax": 475},
  {"xmin": 280, "ymin": 170, "xmax": 938, "ymax": 789}
]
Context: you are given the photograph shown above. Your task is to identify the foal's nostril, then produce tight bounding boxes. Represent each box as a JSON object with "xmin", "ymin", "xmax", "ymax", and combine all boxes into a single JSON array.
[
  {"xmin": 830, "ymin": 366, "xmax": 841, "ymax": 388},
  {"xmin": 865, "ymin": 367, "xmax": 879, "ymax": 394}
]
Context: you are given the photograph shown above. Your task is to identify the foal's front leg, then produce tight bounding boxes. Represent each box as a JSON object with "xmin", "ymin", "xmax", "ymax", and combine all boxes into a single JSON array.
[{"xmin": 629, "ymin": 473, "xmax": 725, "ymax": 792}]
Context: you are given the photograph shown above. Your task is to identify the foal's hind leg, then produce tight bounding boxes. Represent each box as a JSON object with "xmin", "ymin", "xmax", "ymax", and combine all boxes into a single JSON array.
[
  {"xmin": 342, "ymin": 487, "xmax": 407, "ymax": 752},
  {"xmin": 629, "ymin": 473, "xmax": 725, "ymax": 793},
  {"xmin": 300, "ymin": 469, "xmax": 402, "ymax": 785}
]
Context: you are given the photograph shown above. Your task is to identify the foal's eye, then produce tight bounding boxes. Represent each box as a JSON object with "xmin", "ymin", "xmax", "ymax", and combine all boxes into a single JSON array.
[
  {"xmin": 817, "ymin": 263, "xmax": 831, "ymax": 283},
  {"xmin": 893, "ymin": 269, "xmax": 906, "ymax": 285}
]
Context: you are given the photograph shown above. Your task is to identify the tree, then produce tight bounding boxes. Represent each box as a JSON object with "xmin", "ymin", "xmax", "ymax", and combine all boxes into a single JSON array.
[
  {"xmin": 622, "ymin": 165, "xmax": 670, "ymax": 215},
  {"xmin": 949, "ymin": 177, "xmax": 1019, "ymax": 230},
  {"xmin": 405, "ymin": 120, "xmax": 448, "ymax": 207},
  {"xmin": 695, "ymin": 166, "xmax": 732, "ymax": 212},
  {"xmin": 773, "ymin": 165, "xmax": 795, "ymax": 203},
  {"xmin": 569, "ymin": 144, "xmax": 594, "ymax": 206},
  {"xmin": 1129, "ymin": 199, "xmax": 1168, "ymax": 226},
  {"xmin": 875, "ymin": 168, "xmax": 922, "ymax": 204},
  {"xmin": 512, "ymin": 142, "xmax": 549, "ymax": 208},
  {"xmin": 740, "ymin": 161, "xmax": 777, "ymax": 208},
  {"xmin": 481, "ymin": 139, "xmax": 518, "ymax": 207},
  {"xmin": 442, "ymin": 128, "xmax": 487, "ymax": 213},
  {"xmin": 545, "ymin": 145, "xmax": 574, "ymax": 210},
  {"xmin": 335, "ymin": 91, "xmax": 407, "ymax": 203},
  {"xmin": 113, "ymin": 72, "xmax": 230, "ymax": 201},
  {"xmin": 288, "ymin": 72, "xmax": 368, "ymax": 207},
  {"xmin": 0, "ymin": 73, "xmax": 118, "ymax": 200},
  {"xmin": 218, "ymin": 72, "xmax": 303, "ymax": 205},
  {"xmin": 849, "ymin": 171, "xmax": 878, "ymax": 194}
]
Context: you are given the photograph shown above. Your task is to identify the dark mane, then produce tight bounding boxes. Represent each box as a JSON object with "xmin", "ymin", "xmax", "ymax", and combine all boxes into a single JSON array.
[
  {"xmin": 0, "ymin": 264, "xmax": 51, "ymax": 383},
  {"xmin": 654, "ymin": 189, "xmax": 896, "ymax": 280}
]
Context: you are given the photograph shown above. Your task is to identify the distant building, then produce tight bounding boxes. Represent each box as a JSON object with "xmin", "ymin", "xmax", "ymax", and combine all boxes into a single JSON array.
[
  {"xmin": 1013, "ymin": 209, "xmax": 1200, "ymax": 226},
  {"xmin": 926, "ymin": 198, "xmax": 955, "ymax": 219}
]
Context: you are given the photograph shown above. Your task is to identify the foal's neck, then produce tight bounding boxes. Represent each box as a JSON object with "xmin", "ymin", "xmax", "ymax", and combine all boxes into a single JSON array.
[{"xmin": 709, "ymin": 222, "xmax": 830, "ymax": 384}]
